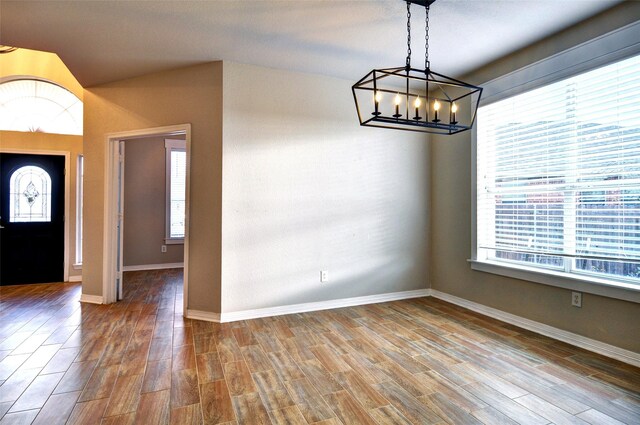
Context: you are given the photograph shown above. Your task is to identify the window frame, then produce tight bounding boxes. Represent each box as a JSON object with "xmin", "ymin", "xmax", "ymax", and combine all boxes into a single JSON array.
[
  {"xmin": 164, "ymin": 139, "xmax": 186, "ymax": 244},
  {"xmin": 0, "ymin": 78, "xmax": 83, "ymax": 136},
  {"xmin": 74, "ymin": 154, "xmax": 83, "ymax": 268},
  {"xmin": 471, "ymin": 22, "xmax": 640, "ymax": 304},
  {"xmin": 9, "ymin": 165, "xmax": 53, "ymax": 223}
]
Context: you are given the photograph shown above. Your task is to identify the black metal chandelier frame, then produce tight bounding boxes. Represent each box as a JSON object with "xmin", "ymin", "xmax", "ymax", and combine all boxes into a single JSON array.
[{"xmin": 352, "ymin": 0, "xmax": 482, "ymax": 135}]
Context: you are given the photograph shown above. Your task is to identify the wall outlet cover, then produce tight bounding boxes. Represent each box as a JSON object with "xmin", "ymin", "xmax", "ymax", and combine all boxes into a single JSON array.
[
  {"xmin": 161, "ymin": 245, "xmax": 167, "ymax": 253},
  {"xmin": 320, "ymin": 270, "xmax": 328, "ymax": 282},
  {"xmin": 572, "ymin": 291, "xmax": 582, "ymax": 308}
]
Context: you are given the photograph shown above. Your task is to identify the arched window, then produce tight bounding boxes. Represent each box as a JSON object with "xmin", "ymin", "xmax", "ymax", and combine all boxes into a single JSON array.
[
  {"xmin": 0, "ymin": 79, "xmax": 82, "ymax": 135},
  {"xmin": 9, "ymin": 165, "xmax": 52, "ymax": 222}
]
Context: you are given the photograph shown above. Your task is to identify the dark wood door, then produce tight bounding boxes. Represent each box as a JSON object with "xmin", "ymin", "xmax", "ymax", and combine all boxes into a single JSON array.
[{"xmin": 0, "ymin": 153, "xmax": 65, "ymax": 285}]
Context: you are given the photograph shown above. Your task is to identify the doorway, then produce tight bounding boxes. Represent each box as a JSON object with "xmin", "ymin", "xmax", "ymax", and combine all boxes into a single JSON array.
[
  {"xmin": 103, "ymin": 124, "xmax": 191, "ymax": 312},
  {"xmin": 0, "ymin": 153, "xmax": 66, "ymax": 285}
]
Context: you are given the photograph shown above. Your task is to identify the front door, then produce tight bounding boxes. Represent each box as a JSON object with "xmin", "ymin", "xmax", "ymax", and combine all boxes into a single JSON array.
[{"xmin": 0, "ymin": 153, "xmax": 65, "ymax": 285}]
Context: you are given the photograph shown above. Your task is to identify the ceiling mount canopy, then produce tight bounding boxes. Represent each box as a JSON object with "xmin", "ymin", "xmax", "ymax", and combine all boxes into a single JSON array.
[{"xmin": 352, "ymin": 0, "xmax": 482, "ymax": 135}]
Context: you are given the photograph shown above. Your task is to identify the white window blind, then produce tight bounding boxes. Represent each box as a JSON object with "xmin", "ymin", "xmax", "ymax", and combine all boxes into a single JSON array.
[
  {"xmin": 477, "ymin": 54, "xmax": 640, "ymax": 284},
  {"xmin": 165, "ymin": 139, "xmax": 186, "ymax": 241},
  {"xmin": 169, "ymin": 150, "xmax": 186, "ymax": 238},
  {"xmin": 76, "ymin": 155, "xmax": 84, "ymax": 265}
]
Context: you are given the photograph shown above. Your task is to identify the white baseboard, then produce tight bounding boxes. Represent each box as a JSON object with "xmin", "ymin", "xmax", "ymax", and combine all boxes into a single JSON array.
[
  {"xmin": 220, "ymin": 289, "xmax": 430, "ymax": 323},
  {"xmin": 80, "ymin": 294, "xmax": 103, "ymax": 304},
  {"xmin": 186, "ymin": 309, "xmax": 221, "ymax": 323},
  {"xmin": 430, "ymin": 289, "xmax": 640, "ymax": 368},
  {"xmin": 123, "ymin": 262, "xmax": 184, "ymax": 272},
  {"xmin": 182, "ymin": 286, "xmax": 639, "ymax": 367},
  {"xmin": 68, "ymin": 275, "xmax": 82, "ymax": 282}
]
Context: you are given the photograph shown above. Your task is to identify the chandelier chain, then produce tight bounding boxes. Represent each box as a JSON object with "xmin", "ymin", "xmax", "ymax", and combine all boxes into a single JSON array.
[
  {"xmin": 406, "ymin": 2, "xmax": 411, "ymax": 68},
  {"xmin": 425, "ymin": 5, "xmax": 430, "ymax": 69}
]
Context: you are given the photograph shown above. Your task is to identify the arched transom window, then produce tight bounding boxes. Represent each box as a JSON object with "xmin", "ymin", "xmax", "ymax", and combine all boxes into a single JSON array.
[
  {"xmin": 0, "ymin": 79, "xmax": 83, "ymax": 135},
  {"xmin": 9, "ymin": 165, "xmax": 52, "ymax": 222}
]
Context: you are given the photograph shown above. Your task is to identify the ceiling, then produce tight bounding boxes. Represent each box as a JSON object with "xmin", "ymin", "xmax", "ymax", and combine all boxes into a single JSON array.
[{"xmin": 1, "ymin": 0, "xmax": 622, "ymax": 87}]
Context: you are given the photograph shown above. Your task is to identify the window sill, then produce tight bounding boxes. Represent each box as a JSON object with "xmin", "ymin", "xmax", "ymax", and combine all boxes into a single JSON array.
[
  {"xmin": 72, "ymin": 263, "xmax": 82, "ymax": 270},
  {"xmin": 469, "ymin": 259, "xmax": 640, "ymax": 304},
  {"xmin": 164, "ymin": 238, "xmax": 184, "ymax": 245}
]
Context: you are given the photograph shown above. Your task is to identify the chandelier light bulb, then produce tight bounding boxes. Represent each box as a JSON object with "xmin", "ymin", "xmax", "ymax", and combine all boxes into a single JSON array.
[
  {"xmin": 433, "ymin": 99, "xmax": 441, "ymax": 123},
  {"xmin": 413, "ymin": 96, "xmax": 422, "ymax": 121},
  {"xmin": 373, "ymin": 91, "xmax": 384, "ymax": 115},
  {"xmin": 393, "ymin": 93, "xmax": 402, "ymax": 118},
  {"xmin": 451, "ymin": 103, "xmax": 458, "ymax": 113}
]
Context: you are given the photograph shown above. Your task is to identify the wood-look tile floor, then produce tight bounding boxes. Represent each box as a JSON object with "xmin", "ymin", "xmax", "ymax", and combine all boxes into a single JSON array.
[{"xmin": 0, "ymin": 270, "xmax": 638, "ymax": 424}]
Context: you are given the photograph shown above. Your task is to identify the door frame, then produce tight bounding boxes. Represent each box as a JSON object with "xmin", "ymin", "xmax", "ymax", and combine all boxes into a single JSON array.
[
  {"xmin": 103, "ymin": 124, "xmax": 191, "ymax": 312},
  {"xmin": 0, "ymin": 148, "xmax": 71, "ymax": 283}
]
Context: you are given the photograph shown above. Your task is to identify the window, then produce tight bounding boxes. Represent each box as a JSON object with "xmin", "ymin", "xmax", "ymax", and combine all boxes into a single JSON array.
[
  {"xmin": 165, "ymin": 139, "xmax": 186, "ymax": 243},
  {"xmin": 75, "ymin": 155, "xmax": 84, "ymax": 266},
  {"xmin": 9, "ymin": 165, "xmax": 52, "ymax": 222},
  {"xmin": 0, "ymin": 79, "xmax": 83, "ymax": 135},
  {"xmin": 476, "ymin": 54, "xmax": 640, "ymax": 288}
]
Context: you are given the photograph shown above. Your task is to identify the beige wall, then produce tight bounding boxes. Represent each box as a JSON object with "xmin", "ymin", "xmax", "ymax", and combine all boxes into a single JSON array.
[
  {"xmin": 83, "ymin": 62, "xmax": 223, "ymax": 312},
  {"xmin": 0, "ymin": 130, "xmax": 83, "ymax": 279},
  {"xmin": 221, "ymin": 62, "xmax": 430, "ymax": 313},
  {"xmin": 0, "ymin": 48, "xmax": 83, "ymax": 99},
  {"xmin": 460, "ymin": 2, "xmax": 640, "ymax": 85},
  {"xmin": 123, "ymin": 135, "xmax": 184, "ymax": 267},
  {"xmin": 431, "ymin": 4, "xmax": 640, "ymax": 352}
]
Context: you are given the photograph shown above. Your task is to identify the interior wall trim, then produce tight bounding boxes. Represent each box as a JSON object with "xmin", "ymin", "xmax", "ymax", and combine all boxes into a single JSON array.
[
  {"xmin": 79, "ymin": 294, "xmax": 103, "ymax": 304},
  {"xmin": 122, "ymin": 263, "xmax": 184, "ymax": 272},
  {"xmin": 430, "ymin": 289, "xmax": 640, "ymax": 368},
  {"xmin": 102, "ymin": 123, "xmax": 191, "ymax": 309},
  {"xmin": 219, "ymin": 289, "xmax": 430, "ymax": 323},
  {"xmin": 480, "ymin": 20, "xmax": 640, "ymax": 106},
  {"xmin": 68, "ymin": 275, "xmax": 82, "ymax": 282},
  {"xmin": 186, "ymin": 309, "xmax": 221, "ymax": 323}
]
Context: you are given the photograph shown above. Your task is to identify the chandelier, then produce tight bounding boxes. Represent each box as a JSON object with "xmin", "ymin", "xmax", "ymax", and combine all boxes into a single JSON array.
[{"xmin": 352, "ymin": 0, "xmax": 482, "ymax": 135}]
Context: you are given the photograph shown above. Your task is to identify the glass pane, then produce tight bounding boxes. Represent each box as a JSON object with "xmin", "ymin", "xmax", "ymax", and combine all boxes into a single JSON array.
[
  {"xmin": 494, "ymin": 201, "xmax": 564, "ymax": 268},
  {"xmin": 478, "ymin": 53, "xmax": 640, "ymax": 284},
  {"xmin": 170, "ymin": 150, "xmax": 186, "ymax": 238},
  {"xmin": 576, "ymin": 258, "xmax": 640, "ymax": 280},
  {"xmin": 0, "ymin": 79, "xmax": 83, "ymax": 135},
  {"xmin": 9, "ymin": 165, "xmax": 52, "ymax": 222},
  {"xmin": 76, "ymin": 155, "xmax": 84, "ymax": 264}
]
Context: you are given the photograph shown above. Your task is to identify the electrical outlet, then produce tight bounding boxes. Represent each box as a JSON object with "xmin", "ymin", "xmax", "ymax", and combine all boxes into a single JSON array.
[
  {"xmin": 320, "ymin": 270, "xmax": 328, "ymax": 282},
  {"xmin": 571, "ymin": 291, "xmax": 582, "ymax": 308},
  {"xmin": 161, "ymin": 245, "xmax": 167, "ymax": 253}
]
